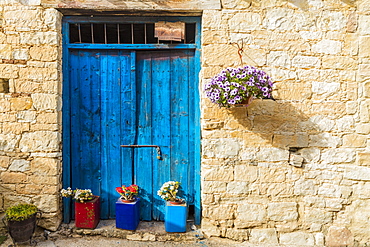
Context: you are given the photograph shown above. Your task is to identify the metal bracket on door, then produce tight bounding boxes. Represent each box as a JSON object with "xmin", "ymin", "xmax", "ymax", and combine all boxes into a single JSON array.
[{"xmin": 120, "ymin": 145, "xmax": 162, "ymax": 160}]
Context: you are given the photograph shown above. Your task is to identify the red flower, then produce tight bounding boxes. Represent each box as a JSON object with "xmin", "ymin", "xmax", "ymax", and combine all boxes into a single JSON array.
[{"xmin": 116, "ymin": 187, "xmax": 124, "ymax": 194}]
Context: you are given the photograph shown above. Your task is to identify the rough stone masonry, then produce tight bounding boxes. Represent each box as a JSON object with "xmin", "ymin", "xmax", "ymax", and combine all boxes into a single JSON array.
[{"xmin": 0, "ymin": 0, "xmax": 370, "ymax": 246}]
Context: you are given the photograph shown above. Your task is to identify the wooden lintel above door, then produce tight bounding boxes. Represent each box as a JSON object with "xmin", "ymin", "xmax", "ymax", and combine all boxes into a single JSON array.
[{"xmin": 42, "ymin": 0, "xmax": 221, "ymax": 12}]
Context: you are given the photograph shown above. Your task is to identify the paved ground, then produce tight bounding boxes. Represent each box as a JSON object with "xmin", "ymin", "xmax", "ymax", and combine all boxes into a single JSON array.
[{"xmin": 0, "ymin": 220, "xmax": 299, "ymax": 247}]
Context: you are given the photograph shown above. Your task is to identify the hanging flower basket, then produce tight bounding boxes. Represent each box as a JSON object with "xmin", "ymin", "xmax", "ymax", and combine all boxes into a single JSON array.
[{"xmin": 204, "ymin": 66, "xmax": 274, "ymax": 108}]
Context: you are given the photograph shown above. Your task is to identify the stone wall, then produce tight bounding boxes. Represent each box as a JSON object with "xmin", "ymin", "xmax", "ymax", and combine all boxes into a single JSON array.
[
  {"xmin": 0, "ymin": 1, "xmax": 62, "ymax": 231},
  {"xmin": 201, "ymin": 0, "xmax": 370, "ymax": 245}
]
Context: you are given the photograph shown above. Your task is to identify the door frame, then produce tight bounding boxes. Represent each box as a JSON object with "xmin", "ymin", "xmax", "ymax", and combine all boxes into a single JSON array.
[{"xmin": 62, "ymin": 16, "xmax": 202, "ymax": 224}]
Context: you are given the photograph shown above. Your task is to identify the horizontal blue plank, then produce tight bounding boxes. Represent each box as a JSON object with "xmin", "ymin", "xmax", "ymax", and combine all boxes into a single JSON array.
[
  {"xmin": 63, "ymin": 16, "xmax": 201, "ymax": 23},
  {"xmin": 68, "ymin": 44, "xmax": 197, "ymax": 50}
]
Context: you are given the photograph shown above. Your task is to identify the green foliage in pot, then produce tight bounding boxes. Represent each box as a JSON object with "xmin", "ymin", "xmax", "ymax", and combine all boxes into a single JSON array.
[{"xmin": 5, "ymin": 204, "xmax": 38, "ymax": 222}]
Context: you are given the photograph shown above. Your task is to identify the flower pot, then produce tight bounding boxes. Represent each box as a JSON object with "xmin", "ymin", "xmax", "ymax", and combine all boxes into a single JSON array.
[
  {"xmin": 234, "ymin": 96, "xmax": 253, "ymax": 107},
  {"xmin": 75, "ymin": 196, "xmax": 100, "ymax": 229},
  {"xmin": 6, "ymin": 213, "xmax": 37, "ymax": 244},
  {"xmin": 116, "ymin": 198, "xmax": 140, "ymax": 230},
  {"xmin": 165, "ymin": 201, "xmax": 187, "ymax": 233},
  {"xmin": 120, "ymin": 197, "xmax": 136, "ymax": 203},
  {"xmin": 169, "ymin": 199, "xmax": 185, "ymax": 205}
]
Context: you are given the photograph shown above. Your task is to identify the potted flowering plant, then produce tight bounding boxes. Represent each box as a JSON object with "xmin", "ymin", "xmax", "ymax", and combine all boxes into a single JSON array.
[
  {"xmin": 204, "ymin": 65, "xmax": 274, "ymax": 107},
  {"xmin": 115, "ymin": 184, "xmax": 140, "ymax": 230},
  {"xmin": 115, "ymin": 184, "xmax": 139, "ymax": 203},
  {"xmin": 3, "ymin": 204, "xmax": 40, "ymax": 244},
  {"xmin": 61, "ymin": 187, "xmax": 100, "ymax": 229},
  {"xmin": 158, "ymin": 181, "xmax": 187, "ymax": 232},
  {"xmin": 157, "ymin": 181, "xmax": 183, "ymax": 204}
]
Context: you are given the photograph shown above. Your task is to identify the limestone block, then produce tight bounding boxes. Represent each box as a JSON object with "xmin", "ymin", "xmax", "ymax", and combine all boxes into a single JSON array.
[
  {"xmin": 3, "ymin": 194, "xmax": 32, "ymax": 209},
  {"xmin": 299, "ymin": 31, "xmax": 323, "ymax": 40},
  {"xmin": 19, "ymin": 131, "xmax": 60, "ymax": 152},
  {"xmin": 344, "ymin": 165, "xmax": 370, "ymax": 181},
  {"xmin": 202, "ymin": 44, "xmax": 240, "ymax": 67},
  {"xmin": 299, "ymin": 148, "xmax": 321, "ymax": 162},
  {"xmin": 29, "ymin": 46, "xmax": 58, "ymax": 61},
  {"xmin": 356, "ymin": 124, "xmax": 370, "ymax": 135},
  {"xmin": 221, "ymin": 0, "xmax": 252, "ymax": 9},
  {"xmin": 292, "ymin": 55, "xmax": 321, "ymax": 68},
  {"xmin": 203, "ymin": 204, "xmax": 234, "ymax": 220},
  {"xmin": 304, "ymin": 208, "xmax": 332, "ymax": 224},
  {"xmin": 226, "ymin": 181, "xmax": 248, "ymax": 194},
  {"xmin": 9, "ymin": 159, "xmax": 30, "ymax": 172},
  {"xmin": 318, "ymin": 183, "xmax": 341, "ymax": 198},
  {"xmin": 294, "ymin": 178, "xmax": 317, "ymax": 196},
  {"xmin": 322, "ymin": 56, "xmax": 357, "ymax": 70},
  {"xmin": 13, "ymin": 49, "xmax": 29, "ymax": 60},
  {"xmin": 267, "ymin": 202, "xmax": 298, "ymax": 222},
  {"xmin": 359, "ymin": 15, "xmax": 370, "ymax": 35},
  {"xmin": 0, "ymin": 44, "xmax": 12, "ymax": 60},
  {"xmin": 317, "ymin": 11, "xmax": 346, "ymax": 31},
  {"xmin": 202, "ymin": 10, "xmax": 227, "ymax": 31},
  {"xmin": 354, "ymin": 182, "xmax": 370, "ymax": 199},
  {"xmin": 255, "ymin": 148, "xmax": 289, "ymax": 162},
  {"xmin": 268, "ymin": 68, "xmax": 297, "ymax": 81},
  {"xmin": 249, "ymin": 228, "xmax": 278, "ymax": 244},
  {"xmin": 263, "ymin": 8, "xmax": 294, "ymax": 30},
  {"xmin": 36, "ymin": 112, "xmax": 58, "ymax": 124},
  {"xmin": 0, "ymin": 133, "xmax": 20, "ymax": 151},
  {"xmin": 20, "ymin": 67, "xmax": 58, "ymax": 80},
  {"xmin": 202, "ymin": 138, "xmax": 240, "ymax": 158},
  {"xmin": 280, "ymin": 232, "xmax": 315, "ymax": 246},
  {"xmin": 0, "ymin": 156, "xmax": 10, "ymax": 171},
  {"xmin": 359, "ymin": 64, "xmax": 370, "ymax": 78},
  {"xmin": 312, "ymin": 40, "xmax": 342, "ymax": 55},
  {"xmin": 202, "ymin": 181, "xmax": 227, "ymax": 193},
  {"xmin": 0, "ymin": 64, "xmax": 19, "ymax": 78},
  {"xmin": 38, "ymin": 212, "xmax": 61, "ymax": 231},
  {"xmin": 30, "ymin": 157, "xmax": 59, "ymax": 175},
  {"xmin": 343, "ymin": 34, "xmax": 358, "ymax": 56},
  {"xmin": 359, "ymin": 36, "xmax": 370, "ymax": 58},
  {"xmin": 343, "ymin": 134, "xmax": 367, "ymax": 147},
  {"xmin": 201, "ymin": 219, "xmax": 221, "ymax": 237},
  {"xmin": 309, "ymin": 133, "xmax": 341, "ymax": 148},
  {"xmin": 20, "ymin": 31, "xmax": 58, "ymax": 45},
  {"xmin": 0, "ymin": 99, "xmax": 10, "ymax": 112},
  {"xmin": 30, "ymin": 123, "xmax": 59, "ymax": 131},
  {"xmin": 203, "ymin": 165, "xmax": 234, "ymax": 181},
  {"xmin": 267, "ymin": 51, "xmax": 290, "ymax": 68},
  {"xmin": 17, "ymin": 111, "xmax": 37, "ymax": 123},
  {"xmin": 28, "ymin": 175, "xmax": 58, "ymax": 185},
  {"xmin": 325, "ymin": 198, "xmax": 344, "ymax": 211},
  {"xmin": 2, "ymin": 122, "xmax": 30, "ymax": 134},
  {"xmin": 312, "ymin": 81, "xmax": 340, "ymax": 99},
  {"xmin": 202, "ymin": 31, "xmax": 228, "ymax": 45},
  {"xmin": 224, "ymin": 228, "xmax": 248, "ymax": 241},
  {"xmin": 228, "ymin": 12, "xmax": 262, "ymax": 31},
  {"xmin": 10, "ymin": 97, "xmax": 33, "ymax": 111},
  {"xmin": 304, "ymin": 196, "xmax": 326, "ymax": 208},
  {"xmin": 315, "ymin": 232, "xmax": 325, "ymax": 246},
  {"xmin": 259, "ymin": 167, "xmax": 286, "ymax": 183},
  {"xmin": 336, "ymin": 116, "xmax": 355, "ymax": 132},
  {"xmin": 44, "ymin": 8, "xmax": 61, "ymax": 30},
  {"xmin": 236, "ymin": 203, "xmax": 267, "ymax": 223},
  {"xmin": 0, "ymin": 172, "xmax": 27, "ymax": 183},
  {"xmin": 4, "ymin": 9, "xmax": 43, "ymax": 31},
  {"xmin": 360, "ymin": 100, "xmax": 370, "ymax": 122},
  {"xmin": 326, "ymin": 226, "xmax": 354, "ymax": 247},
  {"xmin": 34, "ymin": 194, "xmax": 58, "ymax": 212},
  {"xmin": 241, "ymin": 49, "xmax": 266, "ymax": 67},
  {"xmin": 235, "ymin": 165, "xmax": 258, "ymax": 182},
  {"xmin": 31, "ymin": 93, "xmax": 58, "ymax": 111},
  {"xmin": 266, "ymin": 183, "xmax": 293, "ymax": 197}
]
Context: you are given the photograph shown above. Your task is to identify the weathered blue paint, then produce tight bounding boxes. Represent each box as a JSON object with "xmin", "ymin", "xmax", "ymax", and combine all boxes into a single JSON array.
[{"xmin": 62, "ymin": 16, "xmax": 201, "ymax": 224}]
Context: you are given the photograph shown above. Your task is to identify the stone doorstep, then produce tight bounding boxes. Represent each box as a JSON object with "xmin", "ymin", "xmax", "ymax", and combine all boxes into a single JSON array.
[{"xmin": 65, "ymin": 219, "xmax": 205, "ymax": 242}]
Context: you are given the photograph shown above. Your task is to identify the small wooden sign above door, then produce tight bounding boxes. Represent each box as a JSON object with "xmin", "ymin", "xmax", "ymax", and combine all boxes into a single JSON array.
[
  {"xmin": 43, "ymin": 0, "xmax": 221, "ymax": 11},
  {"xmin": 155, "ymin": 22, "xmax": 185, "ymax": 42}
]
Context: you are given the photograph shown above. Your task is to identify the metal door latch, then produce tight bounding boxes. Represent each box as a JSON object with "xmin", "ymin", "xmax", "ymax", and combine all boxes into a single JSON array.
[{"xmin": 120, "ymin": 145, "xmax": 162, "ymax": 160}]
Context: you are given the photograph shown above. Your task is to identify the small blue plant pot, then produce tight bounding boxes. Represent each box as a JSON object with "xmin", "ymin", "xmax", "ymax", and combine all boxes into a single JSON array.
[
  {"xmin": 165, "ymin": 201, "xmax": 187, "ymax": 233},
  {"xmin": 115, "ymin": 197, "xmax": 140, "ymax": 230}
]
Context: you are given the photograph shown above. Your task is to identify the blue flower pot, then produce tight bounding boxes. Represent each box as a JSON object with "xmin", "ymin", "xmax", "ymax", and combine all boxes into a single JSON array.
[
  {"xmin": 165, "ymin": 201, "xmax": 187, "ymax": 233},
  {"xmin": 115, "ymin": 198, "xmax": 140, "ymax": 230}
]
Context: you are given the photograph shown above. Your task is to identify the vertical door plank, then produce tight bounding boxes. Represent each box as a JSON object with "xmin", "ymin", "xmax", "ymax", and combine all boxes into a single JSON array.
[
  {"xmin": 135, "ymin": 52, "xmax": 154, "ymax": 221},
  {"xmin": 151, "ymin": 51, "xmax": 172, "ymax": 221},
  {"xmin": 169, "ymin": 51, "xmax": 190, "ymax": 203}
]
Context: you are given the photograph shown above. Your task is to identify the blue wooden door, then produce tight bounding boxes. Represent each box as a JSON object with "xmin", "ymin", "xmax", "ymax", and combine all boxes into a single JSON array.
[{"xmin": 67, "ymin": 49, "xmax": 199, "ymax": 221}]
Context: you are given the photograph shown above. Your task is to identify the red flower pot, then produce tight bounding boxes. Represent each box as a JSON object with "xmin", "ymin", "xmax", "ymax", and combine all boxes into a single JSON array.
[{"xmin": 75, "ymin": 196, "xmax": 101, "ymax": 229}]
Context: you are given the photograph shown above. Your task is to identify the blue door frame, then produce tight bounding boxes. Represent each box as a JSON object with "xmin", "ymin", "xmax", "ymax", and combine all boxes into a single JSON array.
[{"xmin": 62, "ymin": 16, "xmax": 201, "ymax": 224}]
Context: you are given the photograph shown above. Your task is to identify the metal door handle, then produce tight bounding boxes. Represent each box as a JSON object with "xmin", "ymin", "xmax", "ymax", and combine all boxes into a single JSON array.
[{"xmin": 121, "ymin": 145, "xmax": 162, "ymax": 160}]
